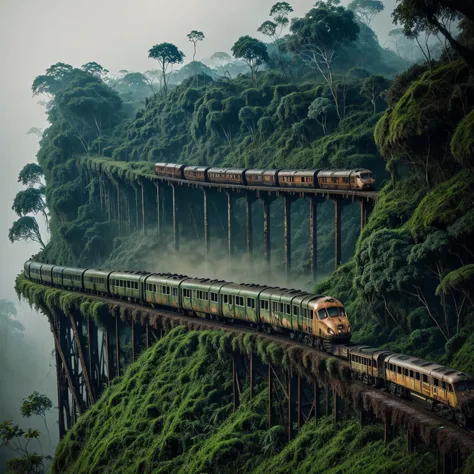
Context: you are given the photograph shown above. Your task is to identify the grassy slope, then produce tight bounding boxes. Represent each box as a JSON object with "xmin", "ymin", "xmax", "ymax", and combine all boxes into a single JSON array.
[{"xmin": 51, "ymin": 327, "xmax": 436, "ymax": 474}]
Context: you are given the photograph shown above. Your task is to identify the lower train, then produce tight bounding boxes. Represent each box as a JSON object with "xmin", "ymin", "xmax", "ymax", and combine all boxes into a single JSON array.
[
  {"xmin": 154, "ymin": 163, "xmax": 376, "ymax": 191},
  {"xmin": 25, "ymin": 261, "xmax": 474, "ymax": 427}
]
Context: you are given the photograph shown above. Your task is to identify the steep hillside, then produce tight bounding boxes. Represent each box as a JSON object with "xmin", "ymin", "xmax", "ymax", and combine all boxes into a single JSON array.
[{"xmin": 51, "ymin": 328, "xmax": 436, "ymax": 474}]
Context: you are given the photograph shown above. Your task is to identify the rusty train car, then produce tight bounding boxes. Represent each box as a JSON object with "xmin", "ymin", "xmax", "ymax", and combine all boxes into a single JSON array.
[
  {"xmin": 154, "ymin": 163, "xmax": 376, "ymax": 191},
  {"xmin": 25, "ymin": 260, "xmax": 474, "ymax": 426}
]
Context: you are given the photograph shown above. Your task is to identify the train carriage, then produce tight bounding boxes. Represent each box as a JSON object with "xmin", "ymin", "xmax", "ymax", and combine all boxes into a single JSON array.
[
  {"xmin": 24, "ymin": 261, "xmax": 33, "ymax": 280},
  {"xmin": 348, "ymin": 346, "xmax": 392, "ymax": 385},
  {"xmin": 245, "ymin": 169, "xmax": 279, "ymax": 187},
  {"xmin": 383, "ymin": 354, "xmax": 474, "ymax": 421},
  {"xmin": 62, "ymin": 267, "xmax": 86, "ymax": 290},
  {"xmin": 181, "ymin": 278, "xmax": 213, "ymax": 318},
  {"xmin": 154, "ymin": 163, "xmax": 186, "ymax": 179},
  {"xmin": 317, "ymin": 169, "xmax": 375, "ymax": 191},
  {"xmin": 219, "ymin": 283, "xmax": 259, "ymax": 323},
  {"xmin": 278, "ymin": 170, "xmax": 319, "ymax": 188},
  {"xmin": 109, "ymin": 272, "xmax": 143, "ymax": 300},
  {"xmin": 28, "ymin": 261, "xmax": 43, "ymax": 282},
  {"xmin": 84, "ymin": 269, "xmax": 112, "ymax": 295},
  {"xmin": 40, "ymin": 264, "xmax": 55, "ymax": 285},
  {"xmin": 144, "ymin": 274, "xmax": 184, "ymax": 309},
  {"xmin": 52, "ymin": 266, "xmax": 64, "ymax": 287},
  {"xmin": 207, "ymin": 168, "xmax": 247, "ymax": 186},
  {"xmin": 208, "ymin": 280, "xmax": 227, "ymax": 318},
  {"xmin": 292, "ymin": 293, "xmax": 316, "ymax": 335},
  {"xmin": 183, "ymin": 166, "xmax": 210, "ymax": 182}
]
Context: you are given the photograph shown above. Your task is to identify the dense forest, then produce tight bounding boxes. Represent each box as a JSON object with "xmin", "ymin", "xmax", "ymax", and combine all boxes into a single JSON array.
[{"xmin": 7, "ymin": 0, "xmax": 474, "ymax": 472}]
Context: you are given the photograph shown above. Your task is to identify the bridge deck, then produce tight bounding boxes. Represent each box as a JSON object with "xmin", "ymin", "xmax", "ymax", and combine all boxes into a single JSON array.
[{"xmin": 153, "ymin": 175, "xmax": 379, "ymax": 201}]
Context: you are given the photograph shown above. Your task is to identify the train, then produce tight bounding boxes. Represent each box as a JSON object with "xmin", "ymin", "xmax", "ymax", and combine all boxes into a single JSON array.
[
  {"xmin": 154, "ymin": 163, "xmax": 376, "ymax": 191},
  {"xmin": 24, "ymin": 261, "xmax": 474, "ymax": 427}
]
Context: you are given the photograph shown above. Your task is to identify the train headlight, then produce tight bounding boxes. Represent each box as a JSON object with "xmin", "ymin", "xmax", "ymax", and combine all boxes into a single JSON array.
[{"xmin": 327, "ymin": 328, "xmax": 334, "ymax": 335}]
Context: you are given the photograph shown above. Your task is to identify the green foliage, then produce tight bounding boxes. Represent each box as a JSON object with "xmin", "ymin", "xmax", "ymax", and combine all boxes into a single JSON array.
[
  {"xmin": 287, "ymin": 2, "xmax": 360, "ymax": 58},
  {"xmin": 12, "ymin": 187, "xmax": 47, "ymax": 218},
  {"xmin": 20, "ymin": 392, "xmax": 53, "ymax": 419},
  {"xmin": 148, "ymin": 43, "xmax": 185, "ymax": 93},
  {"xmin": 9, "ymin": 216, "xmax": 45, "ymax": 248},
  {"xmin": 451, "ymin": 108, "xmax": 474, "ymax": 171},
  {"xmin": 232, "ymin": 36, "xmax": 269, "ymax": 82},
  {"xmin": 18, "ymin": 163, "xmax": 44, "ymax": 187},
  {"xmin": 49, "ymin": 327, "xmax": 434, "ymax": 473}
]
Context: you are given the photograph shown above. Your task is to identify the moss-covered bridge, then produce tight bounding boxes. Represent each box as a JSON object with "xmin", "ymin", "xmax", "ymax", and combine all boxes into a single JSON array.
[{"xmin": 16, "ymin": 275, "xmax": 474, "ymax": 474}]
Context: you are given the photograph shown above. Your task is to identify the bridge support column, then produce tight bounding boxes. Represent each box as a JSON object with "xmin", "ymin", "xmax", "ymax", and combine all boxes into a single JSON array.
[
  {"xmin": 249, "ymin": 352, "xmax": 254, "ymax": 401},
  {"xmin": 263, "ymin": 198, "xmax": 272, "ymax": 270},
  {"xmin": 226, "ymin": 192, "xmax": 234, "ymax": 257},
  {"xmin": 68, "ymin": 313, "xmax": 96, "ymax": 406},
  {"xmin": 384, "ymin": 414, "xmax": 394, "ymax": 445},
  {"xmin": 132, "ymin": 319, "xmax": 136, "ymax": 362},
  {"xmin": 333, "ymin": 389, "xmax": 342, "ymax": 423},
  {"xmin": 309, "ymin": 196, "xmax": 318, "ymax": 283},
  {"xmin": 245, "ymin": 193, "xmax": 254, "ymax": 258},
  {"xmin": 155, "ymin": 182, "xmax": 161, "ymax": 237},
  {"xmin": 203, "ymin": 189, "xmax": 210, "ymax": 260},
  {"xmin": 325, "ymin": 386, "xmax": 330, "ymax": 416},
  {"xmin": 171, "ymin": 184, "xmax": 179, "ymax": 251},
  {"xmin": 313, "ymin": 380, "xmax": 320, "ymax": 422},
  {"xmin": 146, "ymin": 322, "xmax": 150, "ymax": 349},
  {"xmin": 287, "ymin": 370, "xmax": 297, "ymax": 441},
  {"xmin": 115, "ymin": 316, "xmax": 121, "ymax": 377},
  {"xmin": 284, "ymin": 196, "xmax": 292, "ymax": 277},
  {"xmin": 232, "ymin": 356, "xmax": 238, "ymax": 411},
  {"xmin": 140, "ymin": 182, "xmax": 146, "ymax": 235},
  {"xmin": 333, "ymin": 198, "xmax": 342, "ymax": 269},
  {"xmin": 268, "ymin": 362, "xmax": 273, "ymax": 427}
]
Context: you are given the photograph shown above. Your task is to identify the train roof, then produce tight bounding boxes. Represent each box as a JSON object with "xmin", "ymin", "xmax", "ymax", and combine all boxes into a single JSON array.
[
  {"xmin": 317, "ymin": 169, "xmax": 372, "ymax": 177},
  {"xmin": 184, "ymin": 165, "xmax": 210, "ymax": 172},
  {"xmin": 279, "ymin": 169, "xmax": 319, "ymax": 177},
  {"xmin": 385, "ymin": 353, "xmax": 474, "ymax": 384},
  {"xmin": 246, "ymin": 169, "xmax": 280, "ymax": 176},
  {"xmin": 208, "ymin": 167, "xmax": 246, "ymax": 174},
  {"xmin": 155, "ymin": 162, "xmax": 185, "ymax": 169}
]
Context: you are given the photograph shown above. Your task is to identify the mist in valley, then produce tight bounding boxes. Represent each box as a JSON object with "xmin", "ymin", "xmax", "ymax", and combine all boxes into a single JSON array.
[{"xmin": 0, "ymin": 0, "xmax": 411, "ymax": 470}]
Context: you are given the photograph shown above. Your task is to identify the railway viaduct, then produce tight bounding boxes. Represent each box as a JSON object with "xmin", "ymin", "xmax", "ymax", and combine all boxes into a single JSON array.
[
  {"xmin": 81, "ymin": 158, "xmax": 378, "ymax": 281},
  {"xmin": 18, "ymin": 275, "xmax": 474, "ymax": 474}
]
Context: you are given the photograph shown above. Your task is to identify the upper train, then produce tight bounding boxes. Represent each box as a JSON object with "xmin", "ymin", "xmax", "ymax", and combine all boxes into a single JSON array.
[{"xmin": 154, "ymin": 163, "xmax": 376, "ymax": 191}]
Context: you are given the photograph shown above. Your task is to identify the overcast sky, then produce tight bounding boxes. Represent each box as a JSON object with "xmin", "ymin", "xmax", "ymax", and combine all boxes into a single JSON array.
[{"xmin": 0, "ymin": 2, "xmax": 398, "ymax": 457}]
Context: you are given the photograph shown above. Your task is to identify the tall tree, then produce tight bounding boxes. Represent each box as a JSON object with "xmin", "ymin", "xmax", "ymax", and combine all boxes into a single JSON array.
[
  {"xmin": 18, "ymin": 163, "xmax": 44, "ymax": 187},
  {"xmin": 8, "ymin": 216, "xmax": 45, "ymax": 248},
  {"xmin": 12, "ymin": 187, "xmax": 48, "ymax": 227},
  {"xmin": 258, "ymin": 2, "xmax": 294, "ymax": 78},
  {"xmin": 393, "ymin": 0, "xmax": 474, "ymax": 67},
  {"xmin": 31, "ymin": 62, "xmax": 74, "ymax": 98},
  {"xmin": 231, "ymin": 36, "xmax": 269, "ymax": 84},
  {"xmin": 360, "ymin": 75, "xmax": 390, "ymax": 114},
  {"xmin": 287, "ymin": 1, "xmax": 360, "ymax": 121},
  {"xmin": 348, "ymin": 0, "xmax": 385, "ymax": 66},
  {"xmin": 148, "ymin": 43, "xmax": 185, "ymax": 94},
  {"xmin": 187, "ymin": 30, "xmax": 205, "ymax": 81},
  {"xmin": 81, "ymin": 61, "xmax": 109, "ymax": 78}
]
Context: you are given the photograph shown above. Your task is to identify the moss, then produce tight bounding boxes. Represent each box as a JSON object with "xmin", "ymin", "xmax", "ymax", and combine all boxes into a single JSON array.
[
  {"xmin": 451, "ymin": 108, "xmax": 474, "ymax": 169},
  {"xmin": 50, "ymin": 327, "xmax": 435, "ymax": 474},
  {"xmin": 407, "ymin": 170, "xmax": 474, "ymax": 236}
]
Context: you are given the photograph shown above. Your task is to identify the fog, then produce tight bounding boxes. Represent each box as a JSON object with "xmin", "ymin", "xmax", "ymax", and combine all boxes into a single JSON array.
[{"xmin": 0, "ymin": 0, "xmax": 399, "ymax": 469}]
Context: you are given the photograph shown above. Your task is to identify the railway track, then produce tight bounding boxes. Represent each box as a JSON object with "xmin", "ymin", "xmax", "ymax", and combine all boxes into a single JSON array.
[{"xmin": 31, "ymin": 281, "xmax": 474, "ymax": 453}]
